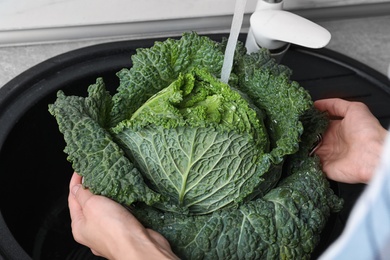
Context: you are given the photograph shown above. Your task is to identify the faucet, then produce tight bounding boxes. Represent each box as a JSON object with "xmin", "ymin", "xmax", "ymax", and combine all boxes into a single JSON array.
[{"xmin": 245, "ymin": 0, "xmax": 331, "ymax": 61}]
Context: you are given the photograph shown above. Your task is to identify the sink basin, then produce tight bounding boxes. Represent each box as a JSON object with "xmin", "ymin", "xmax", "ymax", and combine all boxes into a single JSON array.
[{"xmin": 0, "ymin": 34, "xmax": 389, "ymax": 260}]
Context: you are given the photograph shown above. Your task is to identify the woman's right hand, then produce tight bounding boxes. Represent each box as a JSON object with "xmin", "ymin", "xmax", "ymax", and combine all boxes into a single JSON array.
[{"xmin": 314, "ymin": 98, "xmax": 388, "ymax": 184}]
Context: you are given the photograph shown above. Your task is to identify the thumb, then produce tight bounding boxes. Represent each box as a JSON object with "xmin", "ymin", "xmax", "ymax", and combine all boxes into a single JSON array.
[
  {"xmin": 71, "ymin": 184, "xmax": 82, "ymax": 196},
  {"xmin": 71, "ymin": 183, "xmax": 94, "ymax": 208},
  {"xmin": 68, "ymin": 184, "xmax": 85, "ymax": 229},
  {"xmin": 69, "ymin": 172, "xmax": 94, "ymax": 208}
]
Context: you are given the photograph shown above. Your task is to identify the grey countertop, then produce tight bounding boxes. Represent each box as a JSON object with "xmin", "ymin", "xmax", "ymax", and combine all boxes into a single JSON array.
[
  {"xmin": 1, "ymin": 15, "xmax": 389, "ymax": 89},
  {"xmin": 318, "ymin": 15, "xmax": 390, "ymax": 79}
]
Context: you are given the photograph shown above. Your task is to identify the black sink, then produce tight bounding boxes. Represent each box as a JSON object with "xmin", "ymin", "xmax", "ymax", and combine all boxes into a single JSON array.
[{"xmin": 0, "ymin": 34, "xmax": 389, "ymax": 260}]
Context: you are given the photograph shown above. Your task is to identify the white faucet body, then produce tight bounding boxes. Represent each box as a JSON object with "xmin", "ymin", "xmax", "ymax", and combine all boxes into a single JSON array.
[{"xmin": 245, "ymin": 0, "xmax": 331, "ymax": 55}]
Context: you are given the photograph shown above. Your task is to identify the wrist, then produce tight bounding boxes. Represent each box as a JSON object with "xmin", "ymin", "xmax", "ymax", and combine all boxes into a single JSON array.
[
  {"xmin": 359, "ymin": 127, "xmax": 388, "ymax": 183},
  {"xmin": 107, "ymin": 227, "xmax": 140, "ymax": 260},
  {"xmin": 108, "ymin": 226, "xmax": 176, "ymax": 260}
]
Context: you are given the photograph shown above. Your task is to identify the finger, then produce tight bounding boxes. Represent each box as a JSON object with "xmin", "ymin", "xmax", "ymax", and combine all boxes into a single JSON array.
[
  {"xmin": 69, "ymin": 172, "xmax": 82, "ymax": 189},
  {"xmin": 72, "ymin": 183, "xmax": 94, "ymax": 209},
  {"xmin": 68, "ymin": 192, "xmax": 83, "ymax": 221},
  {"xmin": 314, "ymin": 98, "xmax": 351, "ymax": 117},
  {"xmin": 68, "ymin": 173, "xmax": 86, "ymax": 231},
  {"xmin": 69, "ymin": 172, "xmax": 83, "ymax": 209},
  {"xmin": 68, "ymin": 172, "xmax": 96, "ymax": 208}
]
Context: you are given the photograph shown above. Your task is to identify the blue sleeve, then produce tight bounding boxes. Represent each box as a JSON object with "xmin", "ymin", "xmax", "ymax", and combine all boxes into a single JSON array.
[{"xmin": 319, "ymin": 130, "xmax": 390, "ymax": 260}]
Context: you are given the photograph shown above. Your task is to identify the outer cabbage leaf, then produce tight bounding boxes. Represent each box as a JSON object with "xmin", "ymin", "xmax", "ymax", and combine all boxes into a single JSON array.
[
  {"xmin": 48, "ymin": 78, "xmax": 161, "ymax": 205},
  {"xmin": 233, "ymin": 49, "xmax": 313, "ymax": 163}
]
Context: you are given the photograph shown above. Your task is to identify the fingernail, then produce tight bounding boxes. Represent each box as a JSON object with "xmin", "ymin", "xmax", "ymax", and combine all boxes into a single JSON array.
[{"xmin": 71, "ymin": 184, "xmax": 81, "ymax": 196}]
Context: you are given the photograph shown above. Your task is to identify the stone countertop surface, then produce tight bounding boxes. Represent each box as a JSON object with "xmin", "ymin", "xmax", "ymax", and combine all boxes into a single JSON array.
[{"xmin": 1, "ymin": 15, "xmax": 389, "ymax": 89}]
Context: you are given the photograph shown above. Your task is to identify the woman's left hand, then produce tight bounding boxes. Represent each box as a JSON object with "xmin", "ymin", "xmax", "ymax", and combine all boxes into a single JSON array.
[{"xmin": 68, "ymin": 172, "xmax": 179, "ymax": 260}]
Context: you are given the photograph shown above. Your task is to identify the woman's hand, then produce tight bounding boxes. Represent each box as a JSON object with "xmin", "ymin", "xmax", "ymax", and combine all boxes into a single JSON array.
[
  {"xmin": 68, "ymin": 172, "xmax": 179, "ymax": 260},
  {"xmin": 314, "ymin": 98, "xmax": 388, "ymax": 184}
]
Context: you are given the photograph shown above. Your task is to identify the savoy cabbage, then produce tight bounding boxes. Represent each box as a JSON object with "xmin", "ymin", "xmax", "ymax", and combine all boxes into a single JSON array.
[{"xmin": 49, "ymin": 32, "xmax": 343, "ymax": 259}]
